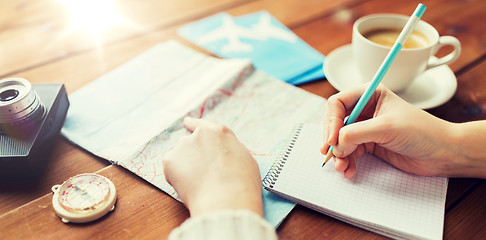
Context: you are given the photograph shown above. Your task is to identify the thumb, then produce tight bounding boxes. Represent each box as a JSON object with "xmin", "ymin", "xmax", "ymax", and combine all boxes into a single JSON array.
[{"xmin": 333, "ymin": 117, "xmax": 388, "ymax": 158}]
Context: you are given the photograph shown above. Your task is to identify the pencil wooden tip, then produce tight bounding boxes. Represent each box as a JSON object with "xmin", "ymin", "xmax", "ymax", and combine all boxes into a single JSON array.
[{"xmin": 322, "ymin": 149, "xmax": 333, "ymax": 167}]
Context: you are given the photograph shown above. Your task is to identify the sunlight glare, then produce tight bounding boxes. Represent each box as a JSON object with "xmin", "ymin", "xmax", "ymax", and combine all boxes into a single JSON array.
[{"xmin": 60, "ymin": 0, "xmax": 123, "ymax": 36}]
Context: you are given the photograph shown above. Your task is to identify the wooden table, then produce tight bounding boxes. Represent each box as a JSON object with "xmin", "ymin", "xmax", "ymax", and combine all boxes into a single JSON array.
[{"xmin": 1, "ymin": 0, "xmax": 485, "ymax": 239}]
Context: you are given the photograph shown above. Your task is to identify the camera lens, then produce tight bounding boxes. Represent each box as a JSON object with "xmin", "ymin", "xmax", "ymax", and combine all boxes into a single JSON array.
[
  {"xmin": 0, "ymin": 78, "xmax": 44, "ymax": 125},
  {"xmin": 0, "ymin": 89, "xmax": 20, "ymax": 102}
]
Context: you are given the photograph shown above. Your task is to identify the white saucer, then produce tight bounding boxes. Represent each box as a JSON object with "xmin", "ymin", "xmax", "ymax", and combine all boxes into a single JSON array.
[{"xmin": 323, "ymin": 44, "xmax": 457, "ymax": 109}]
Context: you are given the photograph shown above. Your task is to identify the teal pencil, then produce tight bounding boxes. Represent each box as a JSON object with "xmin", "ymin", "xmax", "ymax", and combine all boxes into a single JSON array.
[{"xmin": 322, "ymin": 3, "xmax": 427, "ymax": 167}]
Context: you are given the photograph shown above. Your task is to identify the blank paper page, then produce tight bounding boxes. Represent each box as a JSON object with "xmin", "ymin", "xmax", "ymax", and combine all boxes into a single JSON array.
[{"xmin": 269, "ymin": 124, "xmax": 447, "ymax": 240}]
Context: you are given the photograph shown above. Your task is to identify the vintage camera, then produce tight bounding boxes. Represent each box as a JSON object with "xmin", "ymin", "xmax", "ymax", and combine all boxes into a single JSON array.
[{"xmin": 0, "ymin": 78, "xmax": 69, "ymax": 179}]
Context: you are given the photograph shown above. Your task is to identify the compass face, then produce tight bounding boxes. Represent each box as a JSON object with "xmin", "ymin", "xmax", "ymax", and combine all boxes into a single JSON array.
[{"xmin": 57, "ymin": 173, "xmax": 111, "ymax": 213}]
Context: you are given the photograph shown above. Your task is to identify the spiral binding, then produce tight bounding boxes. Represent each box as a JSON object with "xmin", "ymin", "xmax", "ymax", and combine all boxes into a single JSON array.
[{"xmin": 262, "ymin": 123, "xmax": 304, "ymax": 189}]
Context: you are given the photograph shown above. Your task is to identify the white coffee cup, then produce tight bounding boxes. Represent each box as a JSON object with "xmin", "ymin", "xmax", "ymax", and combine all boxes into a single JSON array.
[{"xmin": 352, "ymin": 14, "xmax": 461, "ymax": 92}]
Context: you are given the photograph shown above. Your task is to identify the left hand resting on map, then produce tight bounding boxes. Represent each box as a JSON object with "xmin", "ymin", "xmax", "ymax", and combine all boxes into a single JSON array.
[{"xmin": 162, "ymin": 117, "xmax": 263, "ymax": 217}]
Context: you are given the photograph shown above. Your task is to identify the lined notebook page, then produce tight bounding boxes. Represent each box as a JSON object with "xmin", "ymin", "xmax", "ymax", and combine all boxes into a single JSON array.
[{"xmin": 265, "ymin": 124, "xmax": 447, "ymax": 240}]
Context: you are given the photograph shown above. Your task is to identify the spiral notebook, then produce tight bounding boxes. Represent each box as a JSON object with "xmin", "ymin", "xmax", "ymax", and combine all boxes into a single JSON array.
[{"xmin": 263, "ymin": 124, "xmax": 448, "ymax": 240}]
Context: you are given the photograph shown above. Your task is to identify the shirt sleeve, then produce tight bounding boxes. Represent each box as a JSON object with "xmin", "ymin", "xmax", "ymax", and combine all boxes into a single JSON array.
[{"xmin": 168, "ymin": 209, "xmax": 278, "ymax": 240}]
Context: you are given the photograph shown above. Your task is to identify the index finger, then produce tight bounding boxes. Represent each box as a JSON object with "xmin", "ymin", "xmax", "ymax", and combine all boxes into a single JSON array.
[
  {"xmin": 182, "ymin": 117, "xmax": 216, "ymax": 132},
  {"xmin": 324, "ymin": 85, "xmax": 368, "ymax": 148}
]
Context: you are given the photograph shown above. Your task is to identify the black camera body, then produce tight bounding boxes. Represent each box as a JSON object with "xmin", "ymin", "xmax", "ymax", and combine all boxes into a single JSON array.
[{"xmin": 0, "ymin": 78, "xmax": 69, "ymax": 179}]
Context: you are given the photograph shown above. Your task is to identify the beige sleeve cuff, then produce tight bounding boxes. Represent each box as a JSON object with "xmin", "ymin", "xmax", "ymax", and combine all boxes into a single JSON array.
[{"xmin": 168, "ymin": 209, "xmax": 278, "ymax": 240}]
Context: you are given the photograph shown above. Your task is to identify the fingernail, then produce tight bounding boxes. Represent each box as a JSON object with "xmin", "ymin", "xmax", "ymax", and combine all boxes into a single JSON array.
[
  {"xmin": 183, "ymin": 116, "xmax": 194, "ymax": 122},
  {"xmin": 333, "ymin": 147, "xmax": 343, "ymax": 157}
]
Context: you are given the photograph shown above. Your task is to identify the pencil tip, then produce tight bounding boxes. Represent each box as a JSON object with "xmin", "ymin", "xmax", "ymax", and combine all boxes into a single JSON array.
[{"xmin": 322, "ymin": 148, "xmax": 333, "ymax": 167}]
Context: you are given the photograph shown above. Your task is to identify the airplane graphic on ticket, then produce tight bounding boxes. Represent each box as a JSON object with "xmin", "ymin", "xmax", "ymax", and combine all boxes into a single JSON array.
[
  {"xmin": 195, "ymin": 13, "xmax": 298, "ymax": 53},
  {"xmin": 178, "ymin": 11, "xmax": 325, "ymax": 85}
]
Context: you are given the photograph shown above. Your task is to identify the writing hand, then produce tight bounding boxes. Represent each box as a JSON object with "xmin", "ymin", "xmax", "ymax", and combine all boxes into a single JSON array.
[{"xmin": 322, "ymin": 84, "xmax": 464, "ymax": 178}]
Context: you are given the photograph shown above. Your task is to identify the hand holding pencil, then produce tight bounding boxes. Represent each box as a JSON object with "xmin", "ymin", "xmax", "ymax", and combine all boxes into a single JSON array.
[
  {"xmin": 321, "ymin": 83, "xmax": 486, "ymax": 179},
  {"xmin": 322, "ymin": 3, "xmax": 427, "ymax": 169}
]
